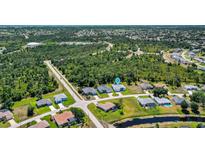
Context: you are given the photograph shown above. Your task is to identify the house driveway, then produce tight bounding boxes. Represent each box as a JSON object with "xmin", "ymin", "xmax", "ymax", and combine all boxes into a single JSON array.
[
  {"xmin": 94, "ymin": 95, "xmax": 100, "ymax": 100},
  {"xmin": 49, "ymin": 105, "xmax": 56, "ymax": 111},
  {"xmin": 8, "ymin": 119, "xmax": 17, "ymax": 126},
  {"xmin": 108, "ymin": 93, "xmax": 113, "ymax": 98},
  {"xmin": 58, "ymin": 103, "xmax": 65, "ymax": 109},
  {"xmin": 116, "ymin": 92, "xmax": 123, "ymax": 96}
]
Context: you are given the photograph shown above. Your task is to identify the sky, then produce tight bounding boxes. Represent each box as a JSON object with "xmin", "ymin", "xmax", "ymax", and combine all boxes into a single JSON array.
[{"xmin": 0, "ymin": 0, "xmax": 205, "ymax": 25}]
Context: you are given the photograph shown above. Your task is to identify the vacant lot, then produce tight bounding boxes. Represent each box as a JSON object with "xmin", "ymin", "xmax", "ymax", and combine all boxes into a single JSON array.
[
  {"xmin": 12, "ymin": 89, "xmax": 75, "ymax": 122},
  {"xmin": 121, "ymin": 83, "xmax": 144, "ymax": 95}
]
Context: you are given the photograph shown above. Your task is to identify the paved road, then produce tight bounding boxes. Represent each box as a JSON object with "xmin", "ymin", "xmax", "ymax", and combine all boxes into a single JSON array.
[
  {"xmin": 44, "ymin": 60, "xmax": 104, "ymax": 128},
  {"xmin": 45, "ymin": 61, "xmax": 82, "ymax": 102},
  {"xmin": 10, "ymin": 61, "xmax": 185, "ymax": 128}
]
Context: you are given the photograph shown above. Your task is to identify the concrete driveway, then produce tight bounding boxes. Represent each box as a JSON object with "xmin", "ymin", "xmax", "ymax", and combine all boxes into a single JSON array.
[
  {"xmin": 58, "ymin": 103, "xmax": 65, "ymax": 109},
  {"xmin": 94, "ymin": 95, "xmax": 100, "ymax": 100},
  {"xmin": 49, "ymin": 105, "xmax": 56, "ymax": 111},
  {"xmin": 8, "ymin": 119, "xmax": 17, "ymax": 126}
]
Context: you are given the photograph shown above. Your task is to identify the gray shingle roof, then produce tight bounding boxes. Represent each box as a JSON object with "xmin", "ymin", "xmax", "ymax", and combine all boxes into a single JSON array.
[
  {"xmin": 184, "ymin": 85, "xmax": 198, "ymax": 90},
  {"xmin": 154, "ymin": 97, "xmax": 171, "ymax": 105},
  {"xmin": 97, "ymin": 85, "xmax": 112, "ymax": 93},
  {"xmin": 36, "ymin": 99, "xmax": 52, "ymax": 107},
  {"xmin": 172, "ymin": 96, "xmax": 185, "ymax": 105},
  {"xmin": 82, "ymin": 87, "xmax": 97, "ymax": 95},
  {"xmin": 137, "ymin": 97, "xmax": 156, "ymax": 107},
  {"xmin": 112, "ymin": 84, "xmax": 126, "ymax": 92}
]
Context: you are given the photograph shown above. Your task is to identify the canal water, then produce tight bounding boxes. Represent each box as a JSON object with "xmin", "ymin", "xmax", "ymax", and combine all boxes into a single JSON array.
[{"xmin": 114, "ymin": 116, "xmax": 205, "ymax": 128}]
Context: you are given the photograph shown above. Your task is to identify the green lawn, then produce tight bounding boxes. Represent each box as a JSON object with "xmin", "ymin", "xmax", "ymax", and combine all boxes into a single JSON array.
[
  {"xmin": 97, "ymin": 92, "xmax": 109, "ymax": 98},
  {"xmin": 61, "ymin": 90, "xmax": 75, "ymax": 106},
  {"xmin": 159, "ymin": 122, "xmax": 205, "ymax": 128},
  {"xmin": 112, "ymin": 93, "xmax": 119, "ymax": 96},
  {"xmin": 121, "ymin": 82, "xmax": 144, "ymax": 95},
  {"xmin": 41, "ymin": 115, "xmax": 58, "ymax": 128},
  {"xmin": 88, "ymin": 97, "xmax": 184, "ymax": 123},
  {"xmin": 0, "ymin": 122, "xmax": 11, "ymax": 128},
  {"xmin": 41, "ymin": 108, "xmax": 94, "ymax": 128},
  {"xmin": 12, "ymin": 89, "xmax": 75, "ymax": 122},
  {"xmin": 19, "ymin": 121, "xmax": 37, "ymax": 128}
]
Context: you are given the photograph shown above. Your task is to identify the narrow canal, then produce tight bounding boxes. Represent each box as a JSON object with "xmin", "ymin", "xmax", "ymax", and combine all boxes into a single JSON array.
[{"xmin": 114, "ymin": 116, "xmax": 205, "ymax": 128}]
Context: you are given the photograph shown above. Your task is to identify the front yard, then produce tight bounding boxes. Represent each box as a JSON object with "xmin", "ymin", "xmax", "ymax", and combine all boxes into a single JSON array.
[
  {"xmin": 88, "ymin": 97, "xmax": 187, "ymax": 123},
  {"xmin": 12, "ymin": 89, "xmax": 75, "ymax": 122}
]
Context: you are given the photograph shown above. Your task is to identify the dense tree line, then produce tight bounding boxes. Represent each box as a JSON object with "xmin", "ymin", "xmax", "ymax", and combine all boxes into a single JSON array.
[{"xmin": 0, "ymin": 50, "xmax": 58, "ymax": 109}]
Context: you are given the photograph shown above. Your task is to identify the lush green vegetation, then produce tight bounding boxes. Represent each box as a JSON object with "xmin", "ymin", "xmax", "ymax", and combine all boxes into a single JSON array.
[
  {"xmin": 19, "ymin": 121, "xmax": 37, "ymax": 128},
  {"xmin": 0, "ymin": 121, "xmax": 10, "ymax": 128},
  {"xmin": 41, "ymin": 108, "xmax": 94, "ymax": 128},
  {"xmin": 41, "ymin": 115, "xmax": 58, "ymax": 128},
  {"xmin": 88, "ymin": 97, "xmax": 205, "ymax": 123},
  {"xmin": 88, "ymin": 97, "xmax": 182, "ymax": 123},
  {"xmin": 0, "ymin": 50, "xmax": 58, "ymax": 109},
  {"xmin": 11, "ymin": 89, "xmax": 74, "ymax": 122}
]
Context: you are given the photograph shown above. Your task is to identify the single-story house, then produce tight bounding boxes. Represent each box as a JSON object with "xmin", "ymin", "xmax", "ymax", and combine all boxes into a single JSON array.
[
  {"xmin": 184, "ymin": 85, "xmax": 199, "ymax": 91},
  {"xmin": 97, "ymin": 85, "xmax": 112, "ymax": 93},
  {"xmin": 29, "ymin": 120, "xmax": 50, "ymax": 128},
  {"xmin": 112, "ymin": 84, "xmax": 126, "ymax": 92},
  {"xmin": 53, "ymin": 111, "xmax": 76, "ymax": 127},
  {"xmin": 97, "ymin": 102, "xmax": 117, "ymax": 112},
  {"xmin": 54, "ymin": 93, "xmax": 68, "ymax": 104},
  {"xmin": 154, "ymin": 97, "xmax": 172, "ymax": 106},
  {"xmin": 137, "ymin": 97, "xmax": 156, "ymax": 108},
  {"xmin": 139, "ymin": 83, "xmax": 153, "ymax": 90},
  {"xmin": 0, "ymin": 109, "xmax": 13, "ymax": 121},
  {"xmin": 188, "ymin": 51, "xmax": 196, "ymax": 58},
  {"xmin": 172, "ymin": 96, "xmax": 185, "ymax": 105},
  {"xmin": 82, "ymin": 87, "xmax": 97, "ymax": 95},
  {"xmin": 36, "ymin": 99, "xmax": 52, "ymax": 107}
]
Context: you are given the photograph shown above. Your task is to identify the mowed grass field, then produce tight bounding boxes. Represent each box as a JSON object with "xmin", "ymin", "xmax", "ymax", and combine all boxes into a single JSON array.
[
  {"xmin": 0, "ymin": 122, "xmax": 11, "ymax": 128},
  {"xmin": 12, "ymin": 89, "xmax": 75, "ymax": 122},
  {"xmin": 88, "ymin": 97, "xmax": 184, "ymax": 123}
]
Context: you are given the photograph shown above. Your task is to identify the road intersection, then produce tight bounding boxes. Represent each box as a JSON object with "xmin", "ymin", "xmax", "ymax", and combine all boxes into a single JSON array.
[{"xmin": 10, "ymin": 60, "xmax": 185, "ymax": 128}]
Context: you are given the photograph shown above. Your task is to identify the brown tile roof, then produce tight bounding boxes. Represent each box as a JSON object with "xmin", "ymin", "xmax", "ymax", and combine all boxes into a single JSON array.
[
  {"xmin": 29, "ymin": 120, "xmax": 50, "ymax": 128},
  {"xmin": 97, "ymin": 102, "xmax": 116, "ymax": 112},
  {"xmin": 53, "ymin": 111, "xmax": 75, "ymax": 126}
]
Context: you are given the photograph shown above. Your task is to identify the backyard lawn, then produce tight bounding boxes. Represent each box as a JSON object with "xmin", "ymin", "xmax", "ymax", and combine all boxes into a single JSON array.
[
  {"xmin": 88, "ymin": 97, "xmax": 184, "ymax": 123},
  {"xmin": 12, "ymin": 89, "xmax": 75, "ymax": 122},
  {"xmin": 41, "ymin": 115, "xmax": 58, "ymax": 128}
]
